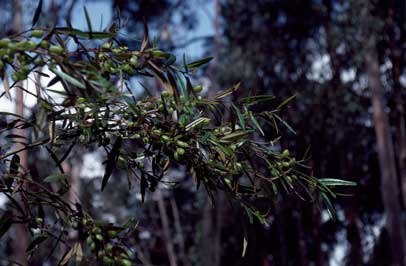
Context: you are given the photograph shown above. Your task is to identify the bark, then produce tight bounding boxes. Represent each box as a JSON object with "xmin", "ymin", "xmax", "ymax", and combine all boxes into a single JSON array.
[
  {"xmin": 366, "ymin": 38, "xmax": 406, "ymax": 266},
  {"xmin": 156, "ymin": 190, "xmax": 178, "ymax": 266},
  {"xmin": 170, "ymin": 196, "xmax": 190, "ymax": 266},
  {"xmin": 12, "ymin": 0, "xmax": 28, "ymax": 265}
]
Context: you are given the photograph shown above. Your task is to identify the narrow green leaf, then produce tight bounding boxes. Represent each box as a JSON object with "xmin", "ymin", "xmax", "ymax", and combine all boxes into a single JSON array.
[
  {"xmin": 43, "ymin": 174, "xmax": 68, "ymax": 183},
  {"xmin": 276, "ymin": 94, "xmax": 297, "ymax": 110},
  {"xmin": 51, "ymin": 69, "xmax": 85, "ymax": 89},
  {"xmin": 232, "ymin": 103, "xmax": 245, "ymax": 130},
  {"xmin": 244, "ymin": 206, "xmax": 254, "ymax": 224},
  {"xmin": 185, "ymin": 56, "xmax": 213, "ymax": 68},
  {"xmin": 54, "ymin": 27, "xmax": 115, "ymax": 39},
  {"xmin": 215, "ymin": 82, "xmax": 240, "ymax": 99},
  {"xmin": 248, "ymin": 111, "xmax": 264, "ymax": 136},
  {"xmin": 321, "ymin": 192, "xmax": 336, "ymax": 220},
  {"xmin": 273, "ymin": 113, "xmax": 296, "ymax": 135},
  {"xmin": 318, "ymin": 178, "xmax": 357, "ymax": 187}
]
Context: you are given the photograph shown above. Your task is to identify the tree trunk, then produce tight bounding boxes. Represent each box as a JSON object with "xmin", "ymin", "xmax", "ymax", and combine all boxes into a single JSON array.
[
  {"xmin": 366, "ymin": 39, "xmax": 405, "ymax": 266},
  {"xmin": 12, "ymin": 0, "xmax": 28, "ymax": 265},
  {"xmin": 156, "ymin": 190, "xmax": 178, "ymax": 266}
]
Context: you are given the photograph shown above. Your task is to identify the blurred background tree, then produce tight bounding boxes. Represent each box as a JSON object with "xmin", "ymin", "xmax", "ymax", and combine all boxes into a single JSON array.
[{"xmin": 0, "ymin": 0, "xmax": 405, "ymax": 266}]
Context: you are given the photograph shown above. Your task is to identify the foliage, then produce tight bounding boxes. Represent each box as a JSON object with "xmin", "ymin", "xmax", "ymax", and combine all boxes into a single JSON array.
[{"xmin": 0, "ymin": 17, "xmax": 354, "ymax": 265}]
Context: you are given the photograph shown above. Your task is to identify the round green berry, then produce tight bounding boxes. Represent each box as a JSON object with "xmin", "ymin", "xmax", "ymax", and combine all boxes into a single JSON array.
[{"xmin": 31, "ymin": 30, "xmax": 44, "ymax": 38}]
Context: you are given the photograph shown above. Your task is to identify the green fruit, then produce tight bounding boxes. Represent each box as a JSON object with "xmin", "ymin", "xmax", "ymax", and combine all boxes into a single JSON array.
[
  {"xmin": 176, "ymin": 140, "xmax": 189, "ymax": 148},
  {"xmin": 176, "ymin": 147, "xmax": 185, "ymax": 156},
  {"xmin": 128, "ymin": 121, "xmax": 136, "ymax": 128},
  {"xmin": 89, "ymin": 242, "xmax": 96, "ymax": 251},
  {"xmin": 129, "ymin": 55, "xmax": 138, "ymax": 66},
  {"xmin": 103, "ymin": 256, "xmax": 113, "ymax": 264},
  {"xmin": 174, "ymin": 151, "xmax": 179, "ymax": 161},
  {"xmin": 72, "ymin": 221, "xmax": 78, "ymax": 229},
  {"xmin": 161, "ymin": 90, "xmax": 171, "ymax": 98},
  {"xmin": 235, "ymin": 162, "xmax": 242, "ymax": 170},
  {"xmin": 282, "ymin": 162, "xmax": 290, "ymax": 168},
  {"xmin": 193, "ymin": 85, "xmax": 203, "ymax": 93},
  {"xmin": 0, "ymin": 38, "xmax": 11, "ymax": 48},
  {"xmin": 112, "ymin": 48, "xmax": 121, "ymax": 54},
  {"xmin": 15, "ymin": 41, "xmax": 28, "ymax": 50},
  {"xmin": 40, "ymin": 40, "xmax": 49, "ymax": 49},
  {"xmin": 281, "ymin": 149, "xmax": 289, "ymax": 157},
  {"xmin": 102, "ymin": 42, "xmax": 111, "ymax": 49},
  {"xmin": 7, "ymin": 43, "xmax": 16, "ymax": 51},
  {"xmin": 34, "ymin": 57, "xmax": 45, "ymax": 66},
  {"xmin": 105, "ymin": 243, "xmax": 113, "ymax": 252},
  {"xmin": 11, "ymin": 71, "xmax": 26, "ymax": 82},
  {"xmin": 26, "ymin": 40, "xmax": 37, "ymax": 50},
  {"xmin": 86, "ymin": 236, "xmax": 93, "ymax": 245},
  {"xmin": 95, "ymin": 234, "xmax": 103, "ymax": 241},
  {"xmin": 118, "ymin": 156, "xmax": 126, "ymax": 169},
  {"xmin": 153, "ymin": 129, "xmax": 162, "ymax": 136},
  {"xmin": 49, "ymin": 45, "xmax": 64, "ymax": 55},
  {"xmin": 97, "ymin": 250, "xmax": 105, "ymax": 258},
  {"xmin": 77, "ymin": 97, "xmax": 86, "ymax": 104},
  {"xmin": 35, "ymin": 218, "xmax": 43, "ymax": 225},
  {"xmin": 119, "ymin": 259, "xmax": 132, "ymax": 266},
  {"xmin": 161, "ymin": 135, "xmax": 170, "ymax": 142},
  {"xmin": 31, "ymin": 30, "xmax": 44, "ymax": 38},
  {"xmin": 122, "ymin": 64, "xmax": 134, "ymax": 75},
  {"xmin": 132, "ymin": 133, "xmax": 141, "ymax": 139},
  {"xmin": 92, "ymin": 227, "xmax": 102, "ymax": 234},
  {"xmin": 107, "ymin": 230, "xmax": 118, "ymax": 238}
]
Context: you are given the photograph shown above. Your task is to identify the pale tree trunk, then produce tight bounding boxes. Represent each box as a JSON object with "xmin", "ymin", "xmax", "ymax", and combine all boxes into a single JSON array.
[
  {"xmin": 156, "ymin": 190, "xmax": 178, "ymax": 266},
  {"xmin": 12, "ymin": 0, "xmax": 28, "ymax": 265},
  {"xmin": 366, "ymin": 37, "xmax": 406, "ymax": 266}
]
